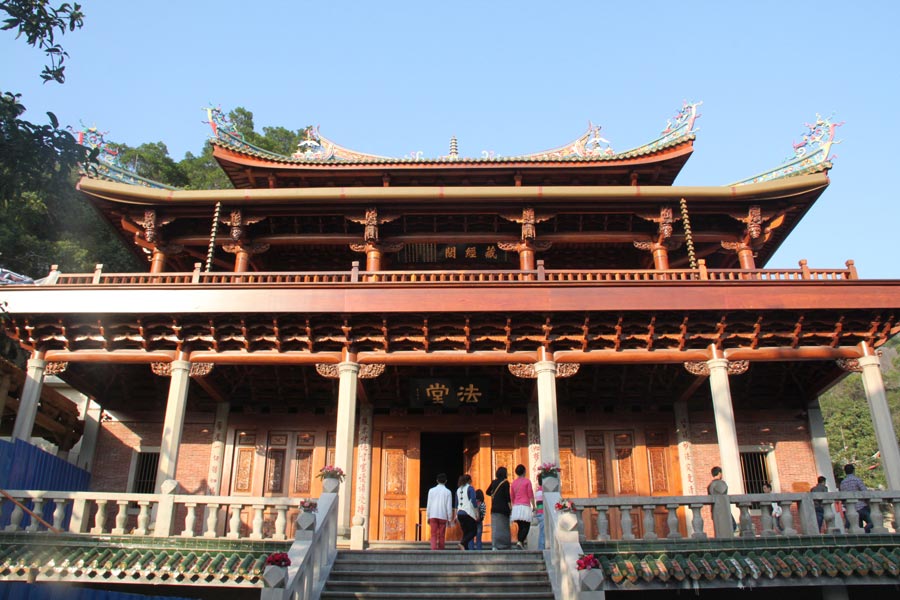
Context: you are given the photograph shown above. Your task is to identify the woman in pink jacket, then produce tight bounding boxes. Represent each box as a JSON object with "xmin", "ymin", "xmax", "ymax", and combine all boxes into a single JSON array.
[{"xmin": 509, "ymin": 464, "xmax": 535, "ymax": 549}]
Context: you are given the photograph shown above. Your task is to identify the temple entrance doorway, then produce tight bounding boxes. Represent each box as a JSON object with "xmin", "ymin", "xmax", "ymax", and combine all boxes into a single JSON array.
[{"xmin": 417, "ymin": 431, "xmax": 479, "ymax": 542}]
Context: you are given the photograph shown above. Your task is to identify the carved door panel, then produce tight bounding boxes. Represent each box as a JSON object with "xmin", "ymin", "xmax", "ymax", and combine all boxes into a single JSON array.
[
  {"xmin": 584, "ymin": 430, "xmax": 612, "ymax": 539},
  {"xmin": 611, "ymin": 431, "xmax": 642, "ymax": 539},
  {"xmin": 464, "ymin": 433, "xmax": 481, "ymax": 486},
  {"xmin": 379, "ymin": 431, "xmax": 420, "ymax": 541},
  {"xmin": 646, "ymin": 429, "xmax": 680, "ymax": 537}
]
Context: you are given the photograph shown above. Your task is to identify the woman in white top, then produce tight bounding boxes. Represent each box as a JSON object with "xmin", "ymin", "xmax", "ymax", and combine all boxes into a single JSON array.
[{"xmin": 455, "ymin": 474, "xmax": 478, "ymax": 550}]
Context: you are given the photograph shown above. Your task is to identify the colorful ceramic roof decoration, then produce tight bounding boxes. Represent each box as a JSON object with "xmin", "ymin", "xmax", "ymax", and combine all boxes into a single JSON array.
[
  {"xmin": 204, "ymin": 101, "xmax": 702, "ymax": 164},
  {"xmin": 0, "ymin": 534, "xmax": 289, "ymax": 588},
  {"xmin": 733, "ymin": 113, "xmax": 842, "ymax": 185},
  {"xmin": 580, "ymin": 537, "xmax": 900, "ymax": 591},
  {"xmin": 70, "ymin": 124, "xmax": 177, "ymax": 190}
]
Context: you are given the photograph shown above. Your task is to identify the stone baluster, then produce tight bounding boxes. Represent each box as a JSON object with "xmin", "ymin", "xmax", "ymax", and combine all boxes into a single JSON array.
[
  {"xmin": 274, "ymin": 504, "xmax": 288, "ymax": 541},
  {"xmin": 52, "ymin": 499, "xmax": 69, "ymax": 531},
  {"xmin": 91, "ymin": 499, "xmax": 108, "ymax": 534},
  {"xmin": 869, "ymin": 500, "xmax": 888, "ymax": 534},
  {"xmin": 738, "ymin": 502, "xmax": 754, "ymax": 537},
  {"xmin": 641, "ymin": 506, "xmax": 658, "ymax": 540},
  {"xmin": 779, "ymin": 501, "xmax": 797, "ymax": 536},
  {"xmin": 844, "ymin": 499, "xmax": 862, "ymax": 534},
  {"xmin": 689, "ymin": 504, "xmax": 707, "ymax": 539},
  {"xmin": 27, "ymin": 499, "xmax": 44, "ymax": 532},
  {"xmin": 595, "ymin": 507, "xmax": 610, "ymax": 541},
  {"xmin": 665, "ymin": 504, "xmax": 681, "ymax": 538},
  {"xmin": 822, "ymin": 500, "xmax": 838, "ymax": 534},
  {"xmin": 182, "ymin": 503, "xmax": 198, "ymax": 537},
  {"xmin": 892, "ymin": 498, "xmax": 900, "ymax": 532},
  {"xmin": 620, "ymin": 506, "xmax": 634, "ymax": 540},
  {"xmin": 134, "ymin": 501, "xmax": 151, "ymax": 535},
  {"xmin": 228, "ymin": 504, "xmax": 243, "ymax": 539},
  {"xmin": 112, "ymin": 500, "xmax": 128, "ymax": 535},
  {"xmin": 204, "ymin": 503, "xmax": 220, "ymax": 538},
  {"xmin": 6, "ymin": 502, "xmax": 24, "ymax": 532},
  {"xmin": 760, "ymin": 503, "xmax": 776, "ymax": 537},
  {"xmin": 250, "ymin": 505, "xmax": 265, "ymax": 539},
  {"xmin": 576, "ymin": 509, "xmax": 586, "ymax": 542}
]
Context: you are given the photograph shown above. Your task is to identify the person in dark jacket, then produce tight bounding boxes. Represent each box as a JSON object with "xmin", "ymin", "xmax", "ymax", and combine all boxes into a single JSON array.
[{"xmin": 486, "ymin": 466, "xmax": 511, "ymax": 550}]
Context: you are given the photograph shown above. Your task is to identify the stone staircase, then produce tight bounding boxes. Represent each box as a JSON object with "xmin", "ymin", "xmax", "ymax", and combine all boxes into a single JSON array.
[{"xmin": 320, "ymin": 548, "xmax": 555, "ymax": 599}]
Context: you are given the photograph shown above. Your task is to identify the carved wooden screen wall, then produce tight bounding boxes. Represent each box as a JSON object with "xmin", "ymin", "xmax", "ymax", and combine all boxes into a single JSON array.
[
  {"xmin": 232, "ymin": 430, "xmax": 257, "ymax": 495},
  {"xmin": 379, "ymin": 431, "xmax": 420, "ymax": 541},
  {"xmin": 291, "ymin": 432, "xmax": 317, "ymax": 496},
  {"xmin": 491, "ymin": 432, "xmax": 516, "ymax": 482},
  {"xmin": 559, "ymin": 432, "xmax": 576, "ymax": 496},
  {"xmin": 264, "ymin": 432, "xmax": 289, "ymax": 494}
]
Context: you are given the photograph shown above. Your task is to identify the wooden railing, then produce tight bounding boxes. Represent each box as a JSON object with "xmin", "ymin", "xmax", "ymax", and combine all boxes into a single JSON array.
[{"xmin": 41, "ymin": 258, "xmax": 859, "ymax": 287}]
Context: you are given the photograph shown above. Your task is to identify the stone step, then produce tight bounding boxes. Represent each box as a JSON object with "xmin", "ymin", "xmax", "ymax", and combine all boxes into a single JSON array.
[{"xmin": 323, "ymin": 548, "xmax": 554, "ymax": 600}]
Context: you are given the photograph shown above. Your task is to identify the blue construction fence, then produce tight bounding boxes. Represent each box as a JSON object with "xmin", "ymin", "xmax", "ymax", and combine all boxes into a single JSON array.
[
  {"xmin": 0, "ymin": 439, "xmax": 91, "ymax": 528},
  {"xmin": 0, "ymin": 582, "xmax": 197, "ymax": 600}
]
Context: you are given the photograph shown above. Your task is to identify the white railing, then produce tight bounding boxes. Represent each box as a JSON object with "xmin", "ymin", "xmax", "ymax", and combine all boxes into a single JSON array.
[
  {"xmin": 277, "ymin": 491, "xmax": 339, "ymax": 600},
  {"xmin": 2, "ymin": 488, "xmax": 302, "ymax": 540},
  {"xmin": 570, "ymin": 491, "xmax": 900, "ymax": 541},
  {"xmin": 542, "ymin": 489, "xmax": 900, "ymax": 600}
]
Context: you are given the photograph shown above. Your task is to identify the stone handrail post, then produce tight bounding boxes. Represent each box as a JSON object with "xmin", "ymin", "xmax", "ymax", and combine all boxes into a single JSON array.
[{"xmin": 279, "ymin": 490, "xmax": 340, "ymax": 600}]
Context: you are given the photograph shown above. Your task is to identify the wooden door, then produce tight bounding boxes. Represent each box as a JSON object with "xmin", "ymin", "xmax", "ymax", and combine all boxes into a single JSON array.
[{"xmin": 378, "ymin": 431, "xmax": 420, "ymax": 541}]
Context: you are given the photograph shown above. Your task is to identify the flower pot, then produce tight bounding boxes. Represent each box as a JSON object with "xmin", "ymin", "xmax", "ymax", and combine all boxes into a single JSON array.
[
  {"xmin": 263, "ymin": 564, "xmax": 287, "ymax": 588},
  {"xmin": 322, "ymin": 477, "xmax": 341, "ymax": 494},
  {"xmin": 558, "ymin": 511, "xmax": 578, "ymax": 533},
  {"xmin": 579, "ymin": 568, "xmax": 604, "ymax": 591},
  {"xmin": 542, "ymin": 475, "xmax": 560, "ymax": 493},
  {"xmin": 296, "ymin": 510, "xmax": 316, "ymax": 535}
]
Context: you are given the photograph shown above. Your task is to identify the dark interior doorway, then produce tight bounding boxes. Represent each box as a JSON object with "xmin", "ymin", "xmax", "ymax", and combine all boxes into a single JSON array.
[{"xmin": 419, "ymin": 432, "xmax": 466, "ymax": 508}]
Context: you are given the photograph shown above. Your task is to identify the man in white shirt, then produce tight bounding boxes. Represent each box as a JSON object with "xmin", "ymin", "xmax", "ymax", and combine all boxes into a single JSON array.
[{"xmin": 426, "ymin": 473, "xmax": 454, "ymax": 550}]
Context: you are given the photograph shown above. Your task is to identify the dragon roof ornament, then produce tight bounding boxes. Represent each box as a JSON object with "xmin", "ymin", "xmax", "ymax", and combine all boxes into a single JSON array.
[
  {"xmin": 732, "ymin": 113, "xmax": 842, "ymax": 185},
  {"xmin": 206, "ymin": 101, "xmax": 701, "ymax": 163},
  {"xmin": 71, "ymin": 124, "xmax": 177, "ymax": 190}
]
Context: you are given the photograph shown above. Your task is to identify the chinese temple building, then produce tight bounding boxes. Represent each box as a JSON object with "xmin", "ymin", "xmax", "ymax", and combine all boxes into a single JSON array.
[{"xmin": 1, "ymin": 103, "xmax": 900, "ymax": 600}]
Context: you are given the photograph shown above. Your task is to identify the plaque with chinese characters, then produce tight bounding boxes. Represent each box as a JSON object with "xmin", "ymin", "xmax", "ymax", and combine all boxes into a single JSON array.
[{"xmin": 410, "ymin": 378, "xmax": 491, "ymax": 409}]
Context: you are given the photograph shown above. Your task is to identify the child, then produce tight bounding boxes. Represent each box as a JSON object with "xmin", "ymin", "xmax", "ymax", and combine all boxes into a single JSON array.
[{"xmin": 468, "ymin": 489, "xmax": 487, "ymax": 550}]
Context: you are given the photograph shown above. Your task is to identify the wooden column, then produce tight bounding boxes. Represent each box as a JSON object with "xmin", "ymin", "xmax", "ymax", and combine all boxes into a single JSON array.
[
  {"xmin": 858, "ymin": 344, "xmax": 900, "ymax": 489},
  {"xmin": 535, "ymin": 354, "xmax": 560, "ymax": 467},
  {"xmin": 651, "ymin": 244, "xmax": 670, "ymax": 270},
  {"xmin": 519, "ymin": 241, "xmax": 535, "ymax": 271},
  {"xmin": 149, "ymin": 248, "xmax": 167, "ymax": 273},
  {"xmin": 707, "ymin": 352, "xmax": 745, "ymax": 494},
  {"xmin": 233, "ymin": 248, "xmax": 250, "ymax": 273},
  {"xmin": 155, "ymin": 359, "xmax": 191, "ymax": 491},
  {"xmin": 11, "ymin": 352, "xmax": 46, "ymax": 442},
  {"xmin": 365, "ymin": 244, "xmax": 383, "ymax": 272},
  {"xmin": 736, "ymin": 245, "xmax": 755, "ymax": 270},
  {"xmin": 335, "ymin": 359, "xmax": 360, "ymax": 536}
]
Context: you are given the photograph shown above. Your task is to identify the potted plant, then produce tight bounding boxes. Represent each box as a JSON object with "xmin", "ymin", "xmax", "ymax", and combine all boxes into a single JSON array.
[
  {"xmin": 576, "ymin": 553, "xmax": 603, "ymax": 591},
  {"xmin": 538, "ymin": 462, "xmax": 561, "ymax": 492},
  {"xmin": 296, "ymin": 499, "xmax": 318, "ymax": 532},
  {"xmin": 262, "ymin": 552, "xmax": 291, "ymax": 598},
  {"xmin": 318, "ymin": 465, "xmax": 345, "ymax": 493}
]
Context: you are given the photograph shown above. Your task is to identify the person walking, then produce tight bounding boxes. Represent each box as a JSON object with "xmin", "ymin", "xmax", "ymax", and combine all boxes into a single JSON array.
[
  {"xmin": 468, "ymin": 489, "xmax": 486, "ymax": 550},
  {"xmin": 839, "ymin": 464, "xmax": 872, "ymax": 533},
  {"xmin": 486, "ymin": 466, "xmax": 512, "ymax": 550},
  {"xmin": 810, "ymin": 475, "xmax": 828, "ymax": 532},
  {"xmin": 425, "ymin": 473, "xmax": 453, "ymax": 550},
  {"xmin": 707, "ymin": 466, "xmax": 736, "ymax": 533},
  {"xmin": 510, "ymin": 464, "xmax": 535, "ymax": 550},
  {"xmin": 455, "ymin": 474, "xmax": 478, "ymax": 550}
]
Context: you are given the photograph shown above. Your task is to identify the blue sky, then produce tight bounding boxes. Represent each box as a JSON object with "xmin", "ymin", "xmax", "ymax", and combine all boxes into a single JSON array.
[{"xmin": 3, "ymin": 1, "xmax": 898, "ymax": 277}]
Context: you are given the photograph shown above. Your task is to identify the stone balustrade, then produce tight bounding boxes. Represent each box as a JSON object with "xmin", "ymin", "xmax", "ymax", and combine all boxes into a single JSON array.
[
  {"xmin": 1, "ymin": 488, "xmax": 308, "ymax": 541},
  {"xmin": 569, "ymin": 491, "xmax": 900, "ymax": 541}
]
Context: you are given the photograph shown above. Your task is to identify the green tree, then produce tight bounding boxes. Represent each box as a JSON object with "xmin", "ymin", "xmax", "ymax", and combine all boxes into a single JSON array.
[
  {"xmin": 113, "ymin": 141, "xmax": 189, "ymax": 187},
  {"xmin": 820, "ymin": 336, "xmax": 900, "ymax": 489}
]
